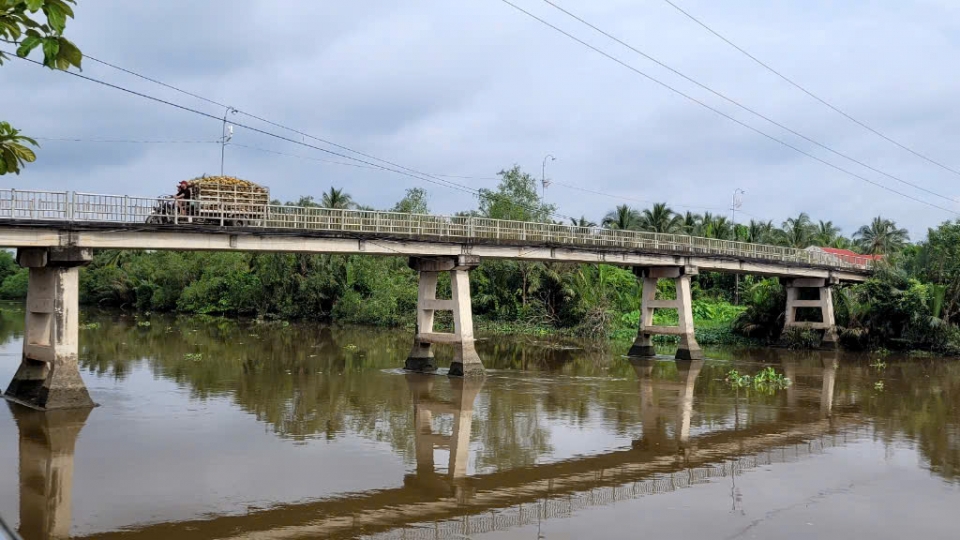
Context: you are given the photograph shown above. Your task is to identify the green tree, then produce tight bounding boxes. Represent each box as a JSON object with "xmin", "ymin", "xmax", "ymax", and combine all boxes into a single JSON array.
[
  {"xmin": 478, "ymin": 166, "xmax": 553, "ymax": 222},
  {"xmin": 779, "ymin": 212, "xmax": 815, "ymax": 248},
  {"xmin": 914, "ymin": 220, "xmax": 960, "ymax": 325},
  {"xmin": 745, "ymin": 220, "xmax": 775, "ymax": 243},
  {"xmin": 639, "ymin": 202, "xmax": 682, "ymax": 233},
  {"xmin": 681, "ymin": 211, "xmax": 700, "ymax": 235},
  {"xmin": 814, "ymin": 220, "xmax": 841, "ymax": 246},
  {"xmin": 0, "ymin": 267, "xmax": 27, "ymax": 299},
  {"xmin": 602, "ymin": 204, "xmax": 640, "ymax": 230},
  {"xmin": 855, "ymin": 216, "xmax": 909, "ymax": 255},
  {"xmin": 391, "ymin": 187, "xmax": 429, "ymax": 214},
  {"xmin": 1, "ymin": 0, "xmax": 82, "ymax": 175},
  {"xmin": 320, "ymin": 187, "xmax": 355, "ymax": 209},
  {"xmin": 570, "ymin": 215, "xmax": 596, "ymax": 228},
  {"xmin": 703, "ymin": 216, "xmax": 733, "ymax": 240}
]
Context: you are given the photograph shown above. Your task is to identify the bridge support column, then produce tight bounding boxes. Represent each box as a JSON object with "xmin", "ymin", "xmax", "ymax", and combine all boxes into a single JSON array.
[
  {"xmin": 627, "ymin": 266, "xmax": 702, "ymax": 361},
  {"xmin": 405, "ymin": 255, "xmax": 484, "ymax": 377},
  {"xmin": 5, "ymin": 248, "xmax": 94, "ymax": 410},
  {"xmin": 781, "ymin": 277, "xmax": 838, "ymax": 347}
]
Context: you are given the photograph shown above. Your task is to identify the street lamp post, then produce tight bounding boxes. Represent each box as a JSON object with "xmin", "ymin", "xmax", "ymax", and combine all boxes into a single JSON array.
[
  {"xmin": 731, "ymin": 188, "xmax": 746, "ymax": 304},
  {"xmin": 541, "ymin": 154, "xmax": 555, "ymax": 202},
  {"xmin": 220, "ymin": 106, "xmax": 237, "ymax": 176}
]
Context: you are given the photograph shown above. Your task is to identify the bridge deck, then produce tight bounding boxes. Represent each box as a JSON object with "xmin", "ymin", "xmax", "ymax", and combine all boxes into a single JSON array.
[{"xmin": 0, "ymin": 189, "xmax": 871, "ymax": 281}]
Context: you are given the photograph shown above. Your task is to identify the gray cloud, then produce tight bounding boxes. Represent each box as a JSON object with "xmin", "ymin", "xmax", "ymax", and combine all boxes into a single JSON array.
[{"xmin": 3, "ymin": 0, "xmax": 960, "ymax": 238}]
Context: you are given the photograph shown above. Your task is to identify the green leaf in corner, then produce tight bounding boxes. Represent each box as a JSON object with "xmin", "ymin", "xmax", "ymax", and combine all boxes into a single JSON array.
[
  {"xmin": 57, "ymin": 37, "xmax": 81, "ymax": 69},
  {"xmin": 25, "ymin": 0, "xmax": 45, "ymax": 12},
  {"xmin": 16, "ymin": 35, "xmax": 42, "ymax": 58},
  {"xmin": 41, "ymin": 36, "xmax": 59, "ymax": 67},
  {"xmin": 44, "ymin": 3, "xmax": 66, "ymax": 34}
]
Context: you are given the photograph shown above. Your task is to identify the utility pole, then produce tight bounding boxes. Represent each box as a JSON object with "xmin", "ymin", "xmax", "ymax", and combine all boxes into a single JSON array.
[
  {"xmin": 732, "ymin": 188, "xmax": 745, "ymax": 305},
  {"xmin": 541, "ymin": 154, "xmax": 555, "ymax": 203},
  {"xmin": 220, "ymin": 106, "xmax": 237, "ymax": 176}
]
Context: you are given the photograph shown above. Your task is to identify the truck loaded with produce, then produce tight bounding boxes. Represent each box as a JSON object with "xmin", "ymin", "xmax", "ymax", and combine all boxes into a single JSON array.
[{"xmin": 147, "ymin": 175, "xmax": 270, "ymax": 227}]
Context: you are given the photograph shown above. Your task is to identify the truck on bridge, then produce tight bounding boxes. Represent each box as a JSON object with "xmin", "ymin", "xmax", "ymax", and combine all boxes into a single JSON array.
[{"xmin": 147, "ymin": 175, "xmax": 269, "ymax": 227}]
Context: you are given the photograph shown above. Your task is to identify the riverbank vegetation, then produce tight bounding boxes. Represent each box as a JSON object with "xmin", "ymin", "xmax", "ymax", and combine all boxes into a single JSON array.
[{"xmin": 0, "ymin": 166, "xmax": 957, "ymax": 352}]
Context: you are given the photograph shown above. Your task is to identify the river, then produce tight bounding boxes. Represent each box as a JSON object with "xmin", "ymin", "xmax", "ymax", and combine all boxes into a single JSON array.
[{"xmin": 0, "ymin": 307, "xmax": 958, "ymax": 539}]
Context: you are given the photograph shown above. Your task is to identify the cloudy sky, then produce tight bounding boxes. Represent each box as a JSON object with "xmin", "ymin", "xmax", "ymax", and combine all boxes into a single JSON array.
[{"xmin": 3, "ymin": 0, "xmax": 960, "ymax": 238}]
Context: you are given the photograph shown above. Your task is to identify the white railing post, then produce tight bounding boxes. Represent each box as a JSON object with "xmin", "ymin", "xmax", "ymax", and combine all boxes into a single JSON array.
[
  {"xmin": 67, "ymin": 191, "xmax": 75, "ymax": 221},
  {"xmin": 122, "ymin": 195, "xmax": 129, "ymax": 222},
  {"xmin": 174, "ymin": 199, "xmax": 179, "ymax": 225}
]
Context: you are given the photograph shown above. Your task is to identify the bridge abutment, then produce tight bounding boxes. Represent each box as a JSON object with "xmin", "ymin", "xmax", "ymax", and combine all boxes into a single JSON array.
[
  {"xmin": 780, "ymin": 277, "xmax": 838, "ymax": 347},
  {"xmin": 405, "ymin": 256, "xmax": 484, "ymax": 377},
  {"xmin": 5, "ymin": 248, "xmax": 94, "ymax": 410},
  {"xmin": 627, "ymin": 266, "xmax": 703, "ymax": 361}
]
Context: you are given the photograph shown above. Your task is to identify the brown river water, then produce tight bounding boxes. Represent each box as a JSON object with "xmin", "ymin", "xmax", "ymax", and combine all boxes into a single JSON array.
[{"xmin": 1, "ymin": 306, "xmax": 959, "ymax": 539}]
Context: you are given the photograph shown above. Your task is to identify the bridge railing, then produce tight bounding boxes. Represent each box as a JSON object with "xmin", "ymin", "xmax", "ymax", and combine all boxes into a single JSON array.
[{"xmin": 0, "ymin": 189, "xmax": 874, "ymax": 271}]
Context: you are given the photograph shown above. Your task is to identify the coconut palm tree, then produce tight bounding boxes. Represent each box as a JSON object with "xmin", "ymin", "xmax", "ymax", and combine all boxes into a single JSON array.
[
  {"xmin": 813, "ymin": 220, "xmax": 841, "ymax": 246},
  {"xmin": 320, "ymin": 187, "xmax": 355, "ymax": 209},
  {"xmin": 570, "ymin": 215, "xmax": 597, "ymax": 228},
  {"xmin": 639, "ymin": 202, "xmax": 683, "ymax": 233},
  {"xmin": 854, "ymin": 216, "xmax": 909, "ymax": 254},
  {"xmin": 779, "ymin": 212, "xmax": 815, "ymax": 248},
  {"xmin": 698, "ymin": 212, "xmax": 716, "ymax": 237},
  {"xmin": 602, "ymin": 204, "xmax": 640, "ymax": 230},
  {"xmin": 681, "ymin": 211, "xmax": 700, "ymax": 235},
  {"xmin": 704, "ymin": 216, "xmax": 733, "ymax": 239},
  {"xmin": 830, "ymin": 236, "xmax": 855, "ymax": 250},
  {"xmin": 746, "ymin": 220, "xmax": 775, "ymax": 244}
]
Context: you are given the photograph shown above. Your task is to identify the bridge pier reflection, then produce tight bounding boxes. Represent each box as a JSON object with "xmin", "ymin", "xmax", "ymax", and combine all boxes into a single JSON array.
[
  {"xmin": 821, "ymin": 352, "xmax": 839, "ymax": 418},
  {"xmin": 405, "ymin": 374, "xmax": 484, "ymax": 501},
  {"xmin": 630, "ymin": 358, "xmax": 703, "ymax": 450},
  {"xmin": 8, "ymin": 402, "xmax": 91, "ymax": 539},
  {"xmin": 5, "ymin": 247, "xmax": 94, "ymax": 410}
]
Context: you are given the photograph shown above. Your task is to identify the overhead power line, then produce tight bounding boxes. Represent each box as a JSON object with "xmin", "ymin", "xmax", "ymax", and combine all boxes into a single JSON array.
[
  {"xmin": 539, "ymin": 0, "xmax": 958, "ymax": 205},
  {"xmin": 9, "ymin": 52, "xmax": 576, "ymax": 221},
  {"xmin": 85, "ymin": 53, "xmax": 499, "ymax": 196},
  {"xmin": 35, "ymin": 137, "xmax": 219, "ymax": 144},
  {"xmin": 660, "ymin": 0, "xmax": 960, "ymax": 179},
  {"xmin": 81, "ymin": 50, "xmax": 761, "ymax": 220},
  {"xmin": 496, "ymin": 0, "xmax": 957, "ymax": 215}
]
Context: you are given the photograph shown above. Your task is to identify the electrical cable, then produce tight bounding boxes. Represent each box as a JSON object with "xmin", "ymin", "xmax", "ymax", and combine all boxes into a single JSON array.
[
  {"xmin": 660, "ymin": 0, "xmax": 960, "ymax": 178},
  {"xmin": 540, "ymin": 0, "xmax": 958, "ymax": 205},
  {"xmin": 496, "ymin": 0, "xmax": 957, "ymax": 215}
]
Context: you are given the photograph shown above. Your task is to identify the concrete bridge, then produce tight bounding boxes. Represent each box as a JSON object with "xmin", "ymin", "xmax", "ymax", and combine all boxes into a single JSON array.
[
  {"xmin": 0, "ymin": 188, "xmax": 871, "ymax": 409},
  {"xmin": 6, "ymin": 355, "xmax": 856, "ymax": 540}
]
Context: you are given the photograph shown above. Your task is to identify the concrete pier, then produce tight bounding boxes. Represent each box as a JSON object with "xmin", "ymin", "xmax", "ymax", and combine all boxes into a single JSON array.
[
  {"xmin": 5, "ymin": 247, "xmax": 94, "ymax": 410},
  {"xmin": 405, "ymin": 255, "xmax": 484, "ymax": 377},
  {"xmin": 781, "ymin": 277, "xmax": 838, "ymax": 347},
  {"xmin": 627, "ymin": 266, "xmax": 703, "ymax": 361},
  {"xmin": 9, "ymin": 402, "xmax": 91, "ymax": 539}
]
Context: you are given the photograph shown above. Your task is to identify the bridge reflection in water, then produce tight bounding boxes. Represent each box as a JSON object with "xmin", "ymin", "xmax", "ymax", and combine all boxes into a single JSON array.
[{"xmin": 7, "ymin": 353, "xmax": 854, "ymax": 540}]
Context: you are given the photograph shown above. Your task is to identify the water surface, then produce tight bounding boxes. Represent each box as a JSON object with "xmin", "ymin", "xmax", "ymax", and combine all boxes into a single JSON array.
[{"xmin": 0, "ymin": 308, "xmax": 958, "ymax": 539}]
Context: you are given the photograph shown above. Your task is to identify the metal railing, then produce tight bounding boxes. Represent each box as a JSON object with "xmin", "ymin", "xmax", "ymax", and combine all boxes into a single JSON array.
[{"xmin": 0, "ymin": 189, "xmax": 875, "ymax": 272}]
